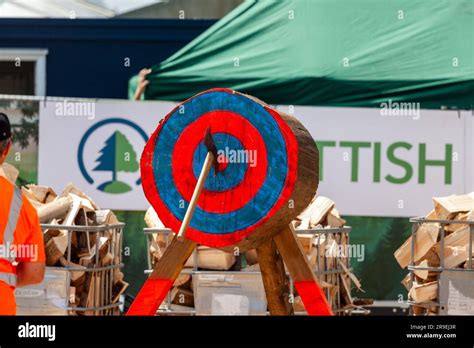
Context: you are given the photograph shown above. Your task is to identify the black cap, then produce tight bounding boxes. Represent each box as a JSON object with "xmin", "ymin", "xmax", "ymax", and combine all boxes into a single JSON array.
[{"xmin": 0, "ymin": 113, "xmax": 12, "ymax": 141}]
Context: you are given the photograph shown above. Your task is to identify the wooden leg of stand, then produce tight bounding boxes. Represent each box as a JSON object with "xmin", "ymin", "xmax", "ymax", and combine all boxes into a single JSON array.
[
  {"xmin": 274, "ymin": 225, "xmax": 333, "ymax": 316},
  {"xmin": 127, "ymin": 238, "xmax": 197, "ymax": 316},
  {"xmin": 257, "ymin": 239, "xmax": 294, "ymax": 315}
]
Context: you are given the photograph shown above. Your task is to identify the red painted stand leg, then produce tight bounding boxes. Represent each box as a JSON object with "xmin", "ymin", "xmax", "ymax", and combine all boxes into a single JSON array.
[
  {"xmin": 127, "ymin": 238, "xmax": 197, "ymax": 316},
  {"xmin": 274, "ymin": 225, "xmax": 333, "ymax": 316}
]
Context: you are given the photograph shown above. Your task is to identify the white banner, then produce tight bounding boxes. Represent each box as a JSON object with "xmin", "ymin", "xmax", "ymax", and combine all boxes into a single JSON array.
[
  {"xmin": 276, "ymin": 106, "xmax": 472, "ymax": 217},
  {"xmin": 39, "ymin": 99, "xmax": 473, "ymax": 215}
]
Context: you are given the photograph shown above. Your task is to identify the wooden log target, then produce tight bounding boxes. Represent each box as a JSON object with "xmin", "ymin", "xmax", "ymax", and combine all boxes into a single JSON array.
[
  {"xmin": 140, "ymin": 88, "xmax": 318, "ymax": 252},
  {"xmin": 128, "ymin": 88, "xmax": 332, "ymax": 316}
]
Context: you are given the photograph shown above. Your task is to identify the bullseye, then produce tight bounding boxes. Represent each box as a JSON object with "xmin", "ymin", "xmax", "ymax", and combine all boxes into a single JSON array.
[{"xmin": 192, "ymin": 133, "xmax": 245, "ymax": 192}]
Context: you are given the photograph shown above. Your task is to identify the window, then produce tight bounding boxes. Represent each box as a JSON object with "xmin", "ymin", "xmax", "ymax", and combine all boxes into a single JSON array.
[{"xmin": 0, "ymin": 49, "xmax": 48, "ymax": 96}]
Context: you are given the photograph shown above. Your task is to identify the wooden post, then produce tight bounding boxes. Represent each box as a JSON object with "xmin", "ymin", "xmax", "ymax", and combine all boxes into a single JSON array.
[
  {"xmin": 257, "ymin": 239, "xmax": 294, "ymax": 315},
  {"xmin": 127, "ymin": 238, "xmax": 197, "ymax": 316},
  {"xmin": 177, "ymin": 152, "xmax": 214, "ymax": 241},
  {"xmin": 274, "ymin": 224, "xmax": 333, "ymax": 316}
]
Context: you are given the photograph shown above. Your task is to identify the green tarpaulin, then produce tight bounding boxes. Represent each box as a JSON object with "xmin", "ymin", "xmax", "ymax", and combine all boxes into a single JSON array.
[{"xmin": 131, "ymin": 0, "xmax": 473, "ymax": 109}]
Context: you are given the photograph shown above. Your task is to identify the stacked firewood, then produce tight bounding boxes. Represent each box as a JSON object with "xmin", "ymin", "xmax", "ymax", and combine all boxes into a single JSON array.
[
  {"xmin": 22, "ymin": 183, "xmax": 128, "ymax": 315},
  {"xmin": 292, "ymin": 196, "xmax": 367, "ymax": 314},
  {"xmin": 395, "ymin": 193, "xmax": 474, "ymax": 315}
]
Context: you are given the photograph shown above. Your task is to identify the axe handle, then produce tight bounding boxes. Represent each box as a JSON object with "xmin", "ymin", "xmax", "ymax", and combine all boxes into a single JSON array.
[{"xmin": 177, "ymin": 151, "xmax": 214, "ymax": 241}]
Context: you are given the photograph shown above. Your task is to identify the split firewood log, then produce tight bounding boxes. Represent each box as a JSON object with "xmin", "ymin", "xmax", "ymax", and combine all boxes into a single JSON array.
[
  {"xmin": 327, "ymin": 208, "xmax": 346, "ymax": 228},
  {"xmin": 60, "ymin": 183, "xmax": 100, "ymax": 210},
  {"xmin": 433, "ymin": 194, "xmax": 474, "ymax": 220},
  {"xmin": 22, "ymin": 184, "xmax": 57, "ymax": 204},
  {"xmin": 394, "ymin": 223, "xmax": 439, "ymax": 269},
  {"xmin": 37, "ymin": 196, "xmax": 73, "ymax": 223},
  {"xmin": 45, "ymin": 234, "xmax": 68, "ymax": 266},
  {"xmin": 297, "ymin": 196, "xmax": 335, "ymax": 228},
  {"xmin": 0, "ymin": 163, "xmax": 19, "ymax": 183},
  {"xmin": 409, "ymin": 281, "xmax": 437, "ymax": 303}
]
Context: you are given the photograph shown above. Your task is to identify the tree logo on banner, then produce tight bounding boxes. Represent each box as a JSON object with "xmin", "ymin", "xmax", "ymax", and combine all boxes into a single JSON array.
[
  {"xmin": 77, "ymin": 118, "xmax": 148, "ymax": 194},
  {"xmin": 93, "ymin": 131, "xmax": 139, "ymax": 193}
]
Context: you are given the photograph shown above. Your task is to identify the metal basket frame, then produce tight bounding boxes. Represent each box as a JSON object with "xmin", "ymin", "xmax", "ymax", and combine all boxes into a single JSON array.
[
  {"xmin": 144, "ymin": 226, "xmax": 360, "ymax": 315},
  {"xmin": 407, "ymin": 216, "xmax": 474, "ymax": 313},
  {"xmin": 41, "ymin": 223, "xmax": 125, "ymax": 315},
  {"xmin": 294, "ymin": 227, "xmax": 355, "ymax": 315}
]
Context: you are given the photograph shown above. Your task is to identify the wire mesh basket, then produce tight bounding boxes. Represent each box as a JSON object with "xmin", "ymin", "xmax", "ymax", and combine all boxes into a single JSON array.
[
  {"xmin": 292, "ymin": 226, "xmax": 364, "ymax": 315},
  {"xmin": 15, "ymin": 223, "xmax": 125, "ymax": 316},
  {"xmin": 408, "ymin": 216, "xmax": 474, "ymax": 315},
  {"xmin": 144, "ymin": 225, "xmax": 365, "ymax": 315}
]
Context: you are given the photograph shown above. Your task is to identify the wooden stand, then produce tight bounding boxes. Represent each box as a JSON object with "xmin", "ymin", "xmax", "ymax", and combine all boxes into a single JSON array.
[
  {"xmin": 127, "ymin": 224, "xmax": 333, "ymax": 316},
  {"xmin": 130, "ymin": 89, "xmax": 331, "ymax": 316}
]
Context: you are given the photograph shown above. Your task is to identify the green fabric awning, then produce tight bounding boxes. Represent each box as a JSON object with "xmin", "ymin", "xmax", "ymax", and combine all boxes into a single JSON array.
[{"xmin": 130, "ymin": 0, "xmax": 473, "ymax": 109}]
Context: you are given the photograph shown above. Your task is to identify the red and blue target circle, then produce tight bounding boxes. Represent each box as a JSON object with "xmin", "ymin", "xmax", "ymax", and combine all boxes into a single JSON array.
[{"xmin": 141, "ymin": 88, "xmax": 298, "ymax": 247}]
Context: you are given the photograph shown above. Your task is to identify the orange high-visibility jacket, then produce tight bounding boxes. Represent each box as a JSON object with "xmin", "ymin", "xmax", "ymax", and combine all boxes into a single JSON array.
[{"xmin": 0, "ymin": 176, "xmax": 45, "ymax": 315}]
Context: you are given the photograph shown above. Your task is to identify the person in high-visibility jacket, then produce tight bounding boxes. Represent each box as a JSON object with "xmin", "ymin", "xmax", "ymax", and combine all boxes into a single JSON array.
[{"xmin": 0, "ymin": 113, "xmax": 45, "ymax": 315}]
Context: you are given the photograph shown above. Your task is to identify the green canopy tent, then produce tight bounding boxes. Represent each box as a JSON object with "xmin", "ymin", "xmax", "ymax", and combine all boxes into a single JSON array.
[
  {"xmin": 130, "ymin": 0, "xmax": 473, "ymax": 109},
  {"xmin": 128, "ymin": 0, "xmax": 473, "ymax": 300}
]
